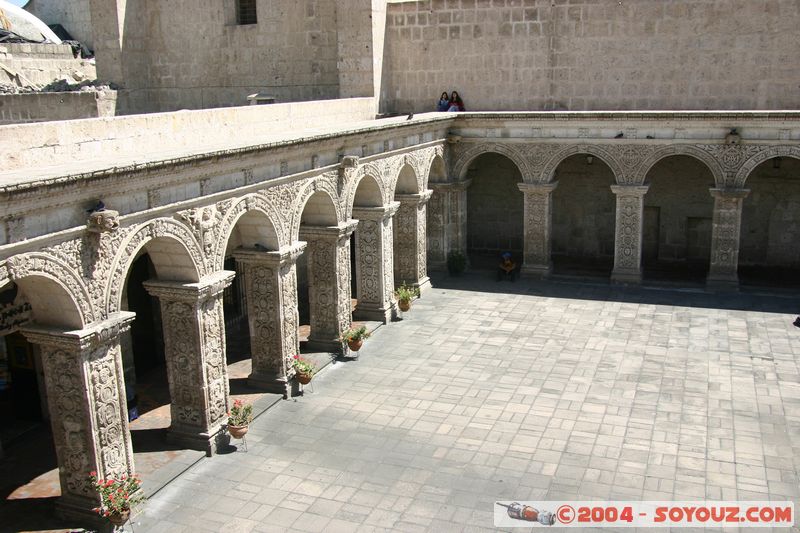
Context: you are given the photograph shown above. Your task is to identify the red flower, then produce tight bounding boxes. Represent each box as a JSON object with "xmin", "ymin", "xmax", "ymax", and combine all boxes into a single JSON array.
[{"xmin": 293, "ymin": 355, "xmax": 299, "ymax": 360}]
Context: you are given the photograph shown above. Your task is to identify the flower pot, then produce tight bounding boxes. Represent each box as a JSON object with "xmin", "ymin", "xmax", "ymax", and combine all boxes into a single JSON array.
[
  {"xmin": 107, "ymin": 509, "xmax": 130, "ymax": 527},
  {"xmin": 398, "ymin": 299, "xmax": 411, "ymax": 312},
  {"xmin": 296, "ymin": 372, "xmax": 312, "ymax": 385},
  {"xmin": 347, "ymin": 338, "xmax": 363, "ymax": 352},
  {"xmin": 228, "ymin": 424, "xmax": 249, "ymax": 439}
]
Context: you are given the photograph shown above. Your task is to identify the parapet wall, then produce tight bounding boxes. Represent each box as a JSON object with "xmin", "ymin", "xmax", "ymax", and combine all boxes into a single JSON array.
[
  {"xmin": 0, "ymin": 91, "xmax": 116, "ymax": 124},
  {"xmin": 0, "ymin": 97, "xmax": 375, "ymax": 174},
  {"xmin": 381, "ymin": 0, "xmax": 800, "ymax": 113}
]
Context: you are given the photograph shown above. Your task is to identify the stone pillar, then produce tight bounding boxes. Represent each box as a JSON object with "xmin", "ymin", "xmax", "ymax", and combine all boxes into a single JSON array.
[
  {"xmin": 21, "ymin": 312, "xmax": 136, "ymax": 521},
  {"xmin": 707, "ymin": 188, "xmax": 750, "ymax": 287},
  {"xmin": 300, "ymin": 221, "xmax": 358, "ymax": 353},
  {"xmin": 353, "ymin": 203, "xmax": 399, "ymax": 323},
  {"xmin": 428, "ymin": 181, "xmax": 470, "ymax": 271},
  {"xmin": 611, "ymin": 185, "xmax": 650, "ymax": 283},
  {"xmin": 143, "ymin": 271, "xmax": 234, "ymax": 455},
  {"xmin": 233, "ymin": 243, "xmax": 306, "ymax": 398},
  {"xmin": 394, "ymin": 190, "xmax": 433, "ymax": 294},
  {"xmin": 517, "ymin": 182, "xmax": 558, "ymax": 276}
]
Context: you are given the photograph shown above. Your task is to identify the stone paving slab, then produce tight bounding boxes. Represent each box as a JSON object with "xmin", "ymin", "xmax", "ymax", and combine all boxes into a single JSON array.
[{"xmin": 129, "ymin": 275, "xmax": 800, "ymax": 532}]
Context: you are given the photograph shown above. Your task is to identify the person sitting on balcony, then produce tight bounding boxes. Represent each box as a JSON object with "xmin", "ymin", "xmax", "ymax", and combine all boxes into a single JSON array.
[
  {"xmin": 436, "ymin": 91, "xmax": 451, "ymax": 112},
  {"xmin": 448, "ymin": 91, "xmax": 465, "ymax": 112}
]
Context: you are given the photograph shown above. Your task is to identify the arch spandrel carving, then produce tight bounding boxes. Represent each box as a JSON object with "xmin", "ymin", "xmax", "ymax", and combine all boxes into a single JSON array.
[
  {"xmin": 212, "ymin": 193, "xmax": 288, "ymax": 270},
  {"xmin": 451, "ymin": 143, "xmax": 533, "ymax": 183},
  {"xmin": 539, "ymin": 144, "xmax": 625, "ymax": 185},
  {"xmin": 734, "ymin": 145, "xmax": 800, "ymax": 188},
  {"xmin": 105, "ymin": 218, "xmax": 206, "ymax": 314},
  {"xmin": 5, "ymin": 252, "xmax": 94, "ymax": 327},
  {"xmin": 639, "ymin": 145, "xmax": 727, "ymax": 187}
]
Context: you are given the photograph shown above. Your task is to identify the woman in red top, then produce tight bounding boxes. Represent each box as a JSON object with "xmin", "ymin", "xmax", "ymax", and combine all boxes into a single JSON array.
[{"xmin": 448, "ymin": 91, "xmax": 465, "ymax": 112}]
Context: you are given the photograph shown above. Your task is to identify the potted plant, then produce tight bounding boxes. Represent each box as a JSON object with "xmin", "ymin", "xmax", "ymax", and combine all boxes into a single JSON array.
[
  {"xmin": 292, "ymin": 355, "xmax": 316, "ymax": 384},
  {"xmin": 340, "ymin": 326, "xmax": 371, "ymax": 352},
  {"xmin": 394, "ymin": 283, "xmax": 420, "ymax": 312},
  {"xmin": 89, "ymin": 471, "xmax": 145, "ymax": 528},
  {"xmin": 447, "ymin": 250, "xmax": 466, "ymax": 276},
  {"xmin": 227, "ymin": 399, "xmax": 253, "ymax": 439}
]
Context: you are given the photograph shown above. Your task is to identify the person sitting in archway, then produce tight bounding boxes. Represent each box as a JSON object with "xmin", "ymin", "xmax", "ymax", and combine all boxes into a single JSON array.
[
  {"xmin": 436, "ymin": 91, "xmax": 451, "ymax": 112},
  {"xmin": 497, "ymin": 252, "xmax": 517, "ymax": 281},
  {"xmin": 448, "ymin": 91, "xmax": 465, "ymax": 112}
]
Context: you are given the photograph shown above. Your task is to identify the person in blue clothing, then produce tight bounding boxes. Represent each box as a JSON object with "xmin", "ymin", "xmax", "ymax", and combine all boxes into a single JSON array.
[{"xmin": 436, "ymin": 91, "xmax": 451, "ymax": 112}]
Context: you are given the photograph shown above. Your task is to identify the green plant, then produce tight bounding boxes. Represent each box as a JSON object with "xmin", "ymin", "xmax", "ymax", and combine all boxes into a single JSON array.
[
  {"xmin": 394, "ymin": 283, "xmax": 420, "ymax": 302},
  {"xmin": 341, "ymin": 326, "xmax": 371, "ymax": 343},
  {"xmin": 292, "ymin": 354, "xmax": 316, "ymax": 375},
  {"xmin": 447, "ymin": 250, "xmax": 466, "ymax": 275},
  {"xmin": 89, "ymin": 471, "xmax": 145, "ymax": 518},
  {"xmin": 228, "ymin": 398, "xmax": 253, "ymax": 427}
]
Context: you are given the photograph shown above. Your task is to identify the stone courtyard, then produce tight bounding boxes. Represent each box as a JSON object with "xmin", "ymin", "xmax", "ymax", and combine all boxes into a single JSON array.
[{"xmin": 126, "ymin": 275, "xmax": 800, "ymax": 532}]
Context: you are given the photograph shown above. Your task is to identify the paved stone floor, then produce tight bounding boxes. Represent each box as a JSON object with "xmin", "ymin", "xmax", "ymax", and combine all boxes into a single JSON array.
[{"xmin": 129, "ymin": 276, "xmax": 800, "ymax": 531}]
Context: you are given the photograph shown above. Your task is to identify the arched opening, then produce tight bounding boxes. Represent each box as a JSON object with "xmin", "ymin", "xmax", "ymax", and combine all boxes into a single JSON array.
[
  {"xmin": 119, "ymin": 236, "xmax": 199, "ymax": 457},
  {"xmin": 643, "ymin": 155, "xmax": 715, "ymax": 281},
  {"xmin": 739, "ymin": 156, "xmax": 800, "ymax": 287},
  {"xmin": 426, "ymin": 156, "xmax": 448, "ymax": 270},
  {"xmin": 0, "ymin": 275, "xmax": 83, "ymax": 524},
  {"xmin": 297, "ymin": 191, "xmax": 339, "ymax": 348},
  {"xmin": 393, "ymin": 164, "xmax": 420, "ymax": 286},
  {"xmin": 222, "ymin": 210, "xmax": 280, "ymax": 390},
  {"xmin": 352, "ymin": 175, "xmax": 386, "ymax": 318},
  {"xmin": 465, "ymin": 153, "xmax": 524, "ymax": 270},
  {"xmin": 551, "ymin": 154, "xmax": 616, "ymax": 277},
  {"xmin": 428, "ymin": 155, "xmax": 446, "ymax": 184}
]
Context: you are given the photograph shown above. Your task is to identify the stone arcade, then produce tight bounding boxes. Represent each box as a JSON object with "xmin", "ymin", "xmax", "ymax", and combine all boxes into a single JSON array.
[{"xmin": 1, "ymin": 108, "xmax": 799, "ymax": 520}]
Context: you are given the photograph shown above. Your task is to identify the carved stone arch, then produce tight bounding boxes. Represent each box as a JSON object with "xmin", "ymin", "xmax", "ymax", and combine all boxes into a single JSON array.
[
  {"xmin": 291, "ymin": 175, "xmax": 344, "ymax": 240},
  {"xmin": 390, "ymin": 158, "xmax": 422, "ymax": 197},
  {"xmin": 639, "ymin": 145, "xmax": 726, "ymax": 187},
  {"xmin": 105, "ymin": 218, "xmax": 206, "ymax": 313},
  {"xmin": 5, "ymin": 252, "xmax": 94, "ymax": 327},
  {"xmin": 212, "ymin": 194, "xmax": 287, "ymax": 270},
  {"xmin": 540, "ymin": 144, "xmax": 625, "ymax": 184},
  {"xmin": 344, "ymin": 163, "xmax": 389, "ymax": 218},
  {"xmin": 424, "ymin": 146, "xmax": 447, "ymax": 188},
  {"xmin": 735, "ymin": 145, "xmax": 800, "ymax": 188},
  {"xmin": 452, "ymin": 143, "xmax": 532, "ymax": 183}
]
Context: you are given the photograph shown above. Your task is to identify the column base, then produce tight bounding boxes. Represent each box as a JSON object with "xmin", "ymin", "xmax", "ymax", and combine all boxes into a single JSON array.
[
  {"xmin": 353, "ymin": 302, "xmax": 396, "ymax": 324},
  {"xmin": 414, "ymin": 276, "xmax": 432, "ymax": 296},
  {"xmin": 248, "ymin": 372, "xmax": 291, "ymax": 398},
  {"xmin": 55, "ymin": 495, "xmax": 114, "ymax": 531},
  {"xmin": 306, "ymin": 336, "xmax": 345, "ymax": 354},
  {"xmin": 706, "ymin": 274, "xmax": 740, "ymax": 291},
  {"xmin": 167, "ymin": 424, "xmax": 223, "ymax": 456},
  {"xmin": 611, "ymin": 270, "xmax": 642, "ymax": 284},
  {"xmin": 521, "ymin": 263, "xmax": 553, "ymax": 278}
]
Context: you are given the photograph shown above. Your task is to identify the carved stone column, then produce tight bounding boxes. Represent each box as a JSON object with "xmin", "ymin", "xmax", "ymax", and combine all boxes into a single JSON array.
[
  {"xmin": 707, "ymin": 188, "xmax": 750, "ymax": 287},
  {"xmin": 21, "ymin": 312, "xmax": 136, "ymax": 521},
  {"xmin": 143, "ymin": 270, "xmax": 234, "ymax": 455},
  {"xmin": 427, "ymin": 181, "xmax": 470, "ymax": 271},
  {"xmin": 300, "ymin": 221, "xmax": 358, "ymax": 353},
  {"xmin": 352, "ymin": 203, "xmax": 399, "ymax": 323},
  {"xmin": 517, "ymin": 182, "xmax": 557, "ymax": 276},
  {"xmin": 394, "ymin": 190, "xmax": 433, "ymax": 294},
  {"xmin": 233, "ymin": 242, "xmax": 306, "ymax": 398},
  {"xmin": 611, "ymin": 185, "xmax": 650, "ymax": 283}
]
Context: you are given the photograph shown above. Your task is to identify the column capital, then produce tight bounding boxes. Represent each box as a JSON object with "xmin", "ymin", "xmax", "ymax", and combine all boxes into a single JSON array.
[
  {"xmin": 352, "ymin": 201, "xmax": 400, "ymax": 221},
  {"xmin": 518, "ymin": 182, "xmax": 558, "ymax": 194},
  {"xmin": 233, "ymin": 241, "xmax": 307, "ymax": 267},
  {"xmin": 143, "ymin": 270, "xmax": 235, "ymax": 302},
  {"xmin": 21, "ymin": 311, "xmax": 136, "ymax": 352},
  {"xmin": 709, "ymin": 187, "xmax": 750, "ymax": 199},
  {"xmin": 611, "ymin": 184, "xmax": 650, "ymax": 197},
  {"xmin": 431, "ymin": 179, "xmax": 471, "ymax": 192},
  {"xmin": 395, "ymin": 190, "xmax": 433, "ymax": 206},
  {"xmin": 299, "ymin": 220, "xmax": 358, "ymax": 243}
]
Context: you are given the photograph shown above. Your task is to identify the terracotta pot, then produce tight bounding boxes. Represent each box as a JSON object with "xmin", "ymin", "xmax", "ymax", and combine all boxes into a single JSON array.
[
  {"xmin": 228, "ymin": 424, "xmax": 249, "ymax": 439},
  {"xmin": 107, "ymin": 509, "xmax": 130, "ymax": 527},
  {"xmin": 296, "ymin": 372, "xmax": 312, "ymax": 385},
  {"xmin": 398, "ymin": 299, "xmax": 411, "ymax": 312},
  {"xmin": 347, "ymin": 338, "xmax": 363, "ymax": 352}
]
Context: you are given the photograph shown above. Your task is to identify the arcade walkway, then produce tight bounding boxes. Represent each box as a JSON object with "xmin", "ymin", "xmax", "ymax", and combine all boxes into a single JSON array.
[{"xmin": 129, "ymin": 275, "xmax": 800, "ymax": 532}]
